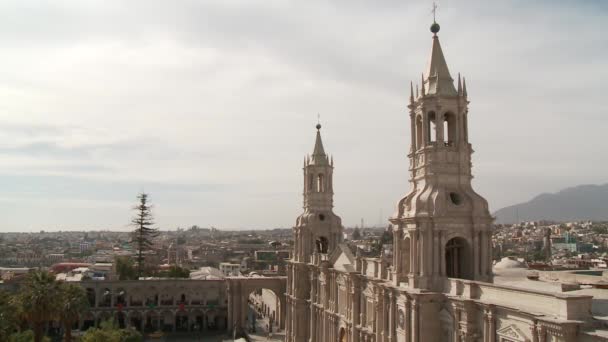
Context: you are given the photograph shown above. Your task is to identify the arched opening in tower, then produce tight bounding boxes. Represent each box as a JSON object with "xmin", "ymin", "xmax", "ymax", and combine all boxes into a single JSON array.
[
  {"xmin": 315, "ymin": 236, "xmax": 328, "ymax": 254},
  {"xmin": 427, "ymin": 111, "xmax": 437, "ymax": 143},
  {"xmin": 445, "ymin": 237, "xmax": 471, "ymax": 279},
  {"xmin": 317, "ymin": 173, "xmax": 324, "ymax": 192}
]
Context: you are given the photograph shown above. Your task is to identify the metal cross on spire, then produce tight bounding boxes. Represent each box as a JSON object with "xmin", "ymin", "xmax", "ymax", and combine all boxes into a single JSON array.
[{"xmin": 431, "ymin": 2, "xmax": 438, "ymax": 23}]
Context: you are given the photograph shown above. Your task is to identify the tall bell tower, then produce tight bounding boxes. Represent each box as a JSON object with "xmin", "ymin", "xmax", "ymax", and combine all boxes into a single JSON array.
[{"xmin": 390, "ymin": 20, "xmax": 494, "ymax": 291}]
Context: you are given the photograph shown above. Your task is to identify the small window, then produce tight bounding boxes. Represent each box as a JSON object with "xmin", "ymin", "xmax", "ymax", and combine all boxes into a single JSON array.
[
  {"xmin": 319, "ymin": 214, "xmax": 325, "ymax": 221},
  {"xmin": 449, "ymin": 192, "xmax": 462, "ymax": 205}
]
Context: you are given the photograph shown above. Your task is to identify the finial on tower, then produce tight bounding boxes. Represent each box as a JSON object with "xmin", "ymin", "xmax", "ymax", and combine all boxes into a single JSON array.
[
  {"xmin": 430, "ymin": 2, "xmax": 440, "ymax": 35},
  {"xmin": 316, "ymin": 113, "xmax": 321, "ymax": 130},
  {"xmin": 410, "ymin": 81, "xmax": 415, "ymax": 104},
  {"xmin": 421, "ymin": 73, "xmax": 426, "ymax": 96}
]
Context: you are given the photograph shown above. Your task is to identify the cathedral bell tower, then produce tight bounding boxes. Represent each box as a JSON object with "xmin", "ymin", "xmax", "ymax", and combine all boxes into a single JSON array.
[
  {"xmin": 390, "ymin": 21, "xmax": 494, "ymax": 291},
  {"xmin": 286, "ymin": 123, "xmax": 344, "ymax": 342},
  {"xmin": 293, "ymin": 123, "xmax": 343, "ymax": 263}
]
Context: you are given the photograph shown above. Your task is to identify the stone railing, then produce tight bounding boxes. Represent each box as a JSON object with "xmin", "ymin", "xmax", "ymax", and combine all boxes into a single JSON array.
[{"xmin": 444, "ymin": 278, "xmax": 592, "ymax": 321}]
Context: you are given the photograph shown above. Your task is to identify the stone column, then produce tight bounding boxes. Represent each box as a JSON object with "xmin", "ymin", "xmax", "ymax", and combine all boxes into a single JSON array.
[
  {"xmin": 352, "ymin": 278, "xmax": 361, "ymax": 342},
  {"xmin": 309, "ymin": 272, "xmax": 317, "ymax": 342},
  {"xmin": 473, "ymin": 232, "xmax": 480, "ymax": 278},
  {"xmin": 411, "ymin": 299, "xmax": 419, "ymax": 342},
  {"xmin": 387, "ymin": 291, "xmax": 395, "ymax": 342},
  {"xmin": 411, "ymin": 232, "xmax": 418, "ymax": 276},
  {"xmin": 483, "ymin": 306, "xmax": 495, "ymax": 342},
  {"xmin": 419, "ymin": 231, "xmax": 426, "ymax": 277},
  {"xmin": 440, "ymin": 232, "xmax": 447, "ymax": 277},
  {"xmin": 536, "ymin": 324, "xmax": 546, "ymax": 342},
  {"xmin": 530, "ymin": 323, "xmax": 539, "ymax": 342}
]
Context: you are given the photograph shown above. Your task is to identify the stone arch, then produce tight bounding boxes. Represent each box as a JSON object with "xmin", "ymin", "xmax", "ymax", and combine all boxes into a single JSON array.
[
  {"xmin": 427, "ymin": 111, "xmax": 437, "ymax": 143},
  {"xmin": 443, "ymin": 111, "xmax": 457, "ymax": 146},
  {"xmin": 445, "ymin": 236, "xmax": 472, "ymax": 279},
  {"xmin": 191, "ymin": 309, "xmax": 205, "ymax": 332},
  {"xmin": 144, "ymin": 310, "xmax": 160, "ymax": 332},
  {"xmin": 416, "ymin": 115, "xmax": 423, "ymax": 149},
  {"xmin": 317, "ymin": 173, "xmax": 325, "ymax": 192},
  {"xmin": 128, "ymin": 310, "xmax": 144, "ymax": 331},
  {"xmin": 339, "ymin": 326, "xmax": 348, "ymax": 342},
  {"xmin": 227, "ymin": 277, "xmax": 287, "ymax": 336},
  {"xmin": 439, "ymin": 307, "xmax": 455, "ymax": 342},
  {"xmin": 160, "ymin": 310, "xmax": 174, "ymax": 332},
  {"xmin": 85, "ymin": 287, "xmax": 96, "ymax": 307},
  {"xmin": 99, "ymin": 288, "xmax": 112, "ymax": 307},
  {"xmin": 160, "ymin": 287, "xmax": 174, "ymax": 306},
  {"xmin": 175, "ymin": 309, "xmax": 189, "ymax": 332},
  {"xmin": 144, "ymin": 286, "xmax": 159, "ymax": 308},
  {"xmin": 115, "ymin": 287, "xmax": 127, "ymax": 306}
]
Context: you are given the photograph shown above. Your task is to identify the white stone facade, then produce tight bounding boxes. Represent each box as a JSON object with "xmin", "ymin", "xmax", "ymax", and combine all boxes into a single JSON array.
[{"xmin": 285, "ymin": 23, "xmax": 607, "ymax": 342}]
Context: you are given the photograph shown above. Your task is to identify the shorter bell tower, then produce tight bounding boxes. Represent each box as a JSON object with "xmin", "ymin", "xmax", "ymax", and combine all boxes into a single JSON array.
[
  {"xmin": 293, "ymin": 123, "xmax": 343, "ymax": 263},
  {"xmin": 286, "ymin": 123, "xmax": 344, "ymax": 342}
]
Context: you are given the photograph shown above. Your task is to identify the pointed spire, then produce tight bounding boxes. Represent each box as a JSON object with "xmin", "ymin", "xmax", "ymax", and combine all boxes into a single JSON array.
[
  {"xmin": 423, "ymin": 22, "xmax": 457, "ymax": 96},
  {"xmin": 457, "ymin": 73, "xmax": 462, "ymax": 96},
  {"xmin": 331, "ymin": 155, "xmax": 334, "ymax": 167},
  {"xmin": 421, "ymin": 73, "xmax": 426, "ymax": 96},
  {"xmin": 416, "ymin": 84, "xmax": 419, "ymax": 98},
  {"xmin": 310, "ymin": 122, "xmax": 328, "ymax": 165},
  {"xmin": 409, "ymin": 81, "xmax": 414, "ymax": 104},
  {"xmin": 462, "ymin": 76, "xmax": 468, "ymax": 98}
]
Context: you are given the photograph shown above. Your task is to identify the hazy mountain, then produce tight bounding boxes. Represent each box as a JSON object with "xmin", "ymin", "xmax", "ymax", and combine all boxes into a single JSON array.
[{"xmin": 493, "ymin": 184, "xmax": 608, "ymax": 224}]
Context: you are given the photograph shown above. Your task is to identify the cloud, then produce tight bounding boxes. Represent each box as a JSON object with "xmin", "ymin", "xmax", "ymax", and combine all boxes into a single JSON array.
[{"xmin": 0, "ymin": 0, "xmax": 606, "ymax": 230}]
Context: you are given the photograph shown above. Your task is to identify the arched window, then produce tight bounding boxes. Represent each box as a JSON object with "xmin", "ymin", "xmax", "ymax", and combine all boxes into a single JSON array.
[
  {"xmin": 316, "ymin": 237, "xmax": 329, "ymax": 253},
  {"xmin": 317, "ymin": 174, "xmax": 324, "ymax": 192},
  {"xmin": 427, "ymin": 112, "xmax": 437, "ymax": 143},
  {"xmin": 444, "ymin": 112, "xmax": 457, "ymax": 146},
  {"xmin": 416, "ymin": 116, "xmax": 423, "ymax": 149},
  {"xmin": 308, "ymin": 173, "xmax": 314, "ymax": 191},
  {"xmin": 445, "ymin": 237, "xmax": 471, "ymax": 279}
]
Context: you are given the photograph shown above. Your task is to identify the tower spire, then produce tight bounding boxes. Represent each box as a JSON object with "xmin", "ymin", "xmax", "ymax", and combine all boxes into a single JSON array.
[
  {"xmin": 311, "ymin": 121, "xmax": 327, "ymax": 165},
  {"xmin": 424, "ymin": 14, "xmax": 458, "ymax": 96}
]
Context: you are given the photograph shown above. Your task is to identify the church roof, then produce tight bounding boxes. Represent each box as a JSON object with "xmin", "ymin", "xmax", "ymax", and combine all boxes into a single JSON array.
[{"xmin": 424, "ymin": 29, "xmax": 458, "ymax": 96}]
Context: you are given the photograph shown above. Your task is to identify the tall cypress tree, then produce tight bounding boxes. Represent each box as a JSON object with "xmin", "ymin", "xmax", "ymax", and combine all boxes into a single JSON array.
[{"xmin": 131, "ymin": 192, "xmax": 158, "ymax": 278}]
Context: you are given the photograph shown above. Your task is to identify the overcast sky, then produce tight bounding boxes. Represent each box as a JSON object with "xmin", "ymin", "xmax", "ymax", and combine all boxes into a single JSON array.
[{"xmin": 0, "ymin": 0, "xmax": 606, "ymax": 231}]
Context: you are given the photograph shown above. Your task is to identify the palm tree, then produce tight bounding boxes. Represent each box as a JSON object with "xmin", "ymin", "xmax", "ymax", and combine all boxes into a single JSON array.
[
  {"xmin": 14, "ymin": 270, "xmax": 61, "ymax": 342},
  {"xmin": 59, "ymin": 283, "xmax": 90, "ymax": 342},
  {"xmin": 0, "ymin": 290, "xmax": 18, "ymax": 340}
]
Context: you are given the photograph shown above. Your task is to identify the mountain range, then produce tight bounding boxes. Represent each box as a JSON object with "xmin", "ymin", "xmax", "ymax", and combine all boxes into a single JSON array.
[{"xmin": 493, "ymin": 183, "xmax": 608, "ymax": 224}]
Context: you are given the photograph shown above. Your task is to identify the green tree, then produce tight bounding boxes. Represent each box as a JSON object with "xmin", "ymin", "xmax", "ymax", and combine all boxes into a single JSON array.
[
  {"xmin": 59, "ymin": 283, "xmax": 90, "ymax": 342},
  {"xmin": 167, "ymin": 266, "xmax": 190, "ymax": 278},
  {"xmin": 0, "ymin": 290, "xmax": 18, "ymax": 340},
  {"xmin": 9, "ymin": 330, "xmax": 50, "ymax": 342},
  {"xmin": 351, "ymin": 228, "xmax": 361, "ymax": 240},
  {"xmin": 115, "ymin": 256, "xmax": 137, "ymax": 280},
  {"xmin": 81, "ymin": 320, "xmax": 142, "ymax": 342},
  {"xmin": 130, "ymin": 193, "xmax": 158, "ymax": 278},
  {"xmin": 13, "ymin": 271, "xmax": 61, "ymax": 342}
]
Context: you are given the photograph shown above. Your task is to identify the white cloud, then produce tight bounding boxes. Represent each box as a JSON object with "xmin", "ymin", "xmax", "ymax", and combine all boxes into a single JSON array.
[{"xmin": 0, "ymin": 0, "xmax": 606, "ymax": 230}]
